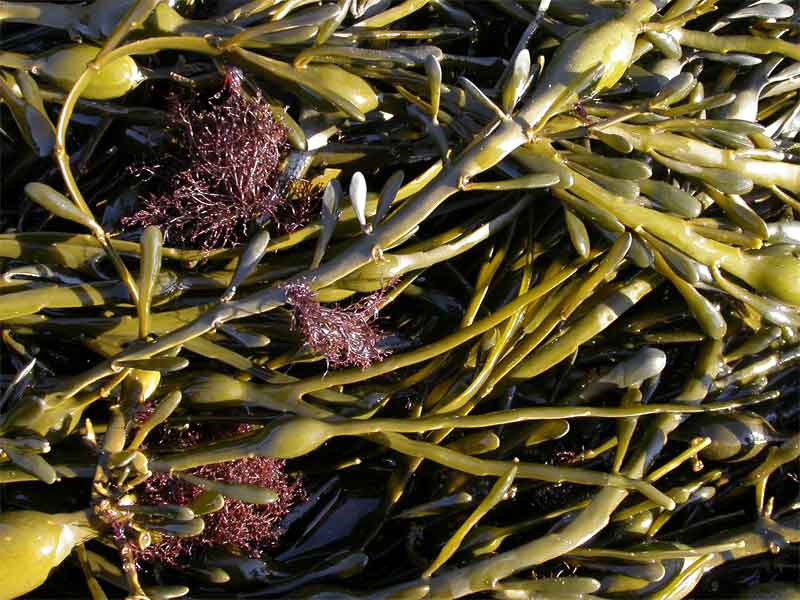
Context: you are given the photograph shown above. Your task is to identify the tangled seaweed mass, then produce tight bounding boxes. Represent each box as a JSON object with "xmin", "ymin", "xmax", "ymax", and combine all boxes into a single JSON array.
[
  {"xmin": 122, "ymin": 69, "xmax": 293, "ymax": 250},
  {"xmin": 2, "ymin": 0, "xmax": 800, "ymax": 598}
]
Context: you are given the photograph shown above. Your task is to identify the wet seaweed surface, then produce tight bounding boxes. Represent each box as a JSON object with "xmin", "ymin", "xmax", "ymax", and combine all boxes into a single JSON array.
[{"xmin": 1, "ymin": 0, "xmax": 800, "ymax": 598}]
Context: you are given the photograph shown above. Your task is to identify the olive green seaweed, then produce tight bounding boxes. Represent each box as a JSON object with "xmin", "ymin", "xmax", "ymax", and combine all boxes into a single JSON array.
[{"xmin": 2, "ymin": 0, "xmax": 800, "ymax": 598}]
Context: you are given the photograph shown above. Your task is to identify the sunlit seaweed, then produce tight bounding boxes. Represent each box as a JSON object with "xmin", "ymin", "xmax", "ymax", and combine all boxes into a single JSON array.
[{"xmin": 1, "ymin": 0, "xmax": 800, "ymax": 598}]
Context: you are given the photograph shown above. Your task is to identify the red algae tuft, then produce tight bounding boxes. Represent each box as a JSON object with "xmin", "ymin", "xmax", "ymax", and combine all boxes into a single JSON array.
[
  {"xmin": 135, "ymin": 457, "xmax": 305, "ymax": 566},
  {"xmin": 123, "ymin": 68, "xmax": 292, "ymax": 250},
  {"xmin": 283, "ymin": 282, "xmax": 393, "ymax": 370}
]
